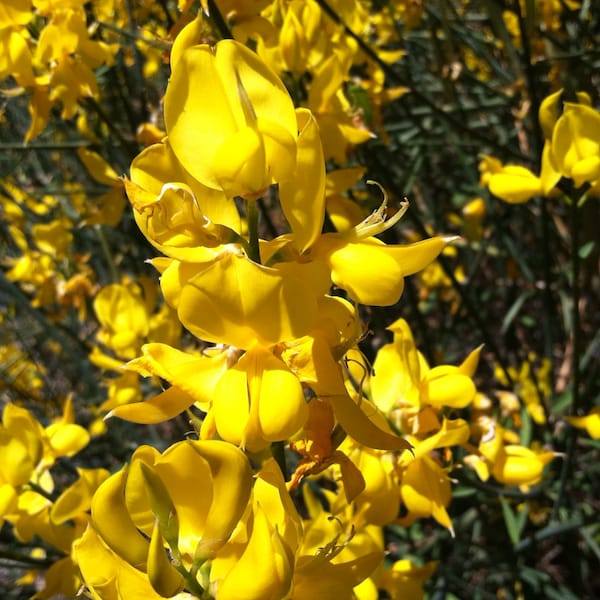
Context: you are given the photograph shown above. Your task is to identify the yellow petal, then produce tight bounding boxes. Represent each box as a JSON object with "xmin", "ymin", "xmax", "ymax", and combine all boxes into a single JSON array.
[
  {"xmin": 126, "ymin": 343, "xmax": 228, "ymax": 409},
  {"xmin": 45, "ymin": 423, "xmax": 90, "ymax": 457},
  {"xmin": 337, "ymin": 451, "xmax": 367, "ymax": 503},
  {"xmin": 320, "ymin": 237, "xmax": 404, "ymax": 305},
  {"xmin": 107, "ymin": 385, "xmax": 196, "ymax": 424},
  {"xmin": 540, "ymin": 141, "xmax": 562, "ymax": 195},
  {"xmin": 175, "ymin": 252, "xmax": 318, "ymax": 347},
  {"xmin": 552, "ymin": 103, "xmax": 600, "ymax": 187},
  {"xmin": 214, "ymin": 346, "xmax": 308, "ymax": 450},
  {"xmin": 492, "ymin": 445, "xmax": 555, "ymax": 486},
  {"xmin": 316, "ymin": 236, "xmax": 447, "ymax": 306},
  {"xmin": 538, "ymin": 88, "xmax": 563, "ymax": 140},
  {"xmin": 279, "ymin": 108, "xmax": 326, "ymax": 252},
  {"xmin": 150, "ymin": 442, "xmax": 213, "ymax": 557},
  {"xmin": 213, "ymin": 363, "xmax": 255, "ymax": 449},
  {"xmin": 50, "ymin": 468, "xmax": 110, "ymax": 524},
  {"xmin": 250, "ymin": 346, "xmax": 308, "ymax": 442},
  {"xmin": 294, "ymin": 551, "xmax": 383, "ymax": 598},
  {"xmin": 458, "ymin": 344, "xmax": 483, "ymax": 377},
  {"xmin": 189, "ymin": 441, "xmax": 254, "ymax": 558},
  {"xmin": 0, "ymin": 434, "xmax": 35, "ymax": 487},
  {"xmin": 147, "ymin": 521, "xmax": 184, "ymax": 597},
  {"xmin": 401, "ymin": 455, "xmax": 453, "ymax": 531},
  {"xmin": 329, "ymin": 393, "xmax": 412, "ymax": 453},
  {"xmin": 0, "ymin": 484, "xmax": 18, "ymax": 519},
  {"xmin": 73, "ymin": 526, "xmax": 162, "ymax": 600},
  {"xmin": 77, "ymin": 148, "xmax": 120, "ymax": 186},
  {"xmin": 254, "ymin": 458, "xmax": 303, "ymax": 551},
  {"xmin": 216, "ymin": 504, "xmax": 293, "ymax": 600},
  {"xmin": 129, "ymin": 139, "xmax": 240, "ymax": 244},
  {"xmin": 422, "ymin": 367, "xmax": 476, "ymax": 408},
  {"xmin": 90, "ymin": 466, "xmax": 150, "ymax": 570},
  {"xmin": 211, "ymin": 125, "xmax": 267, "ymax": 195},
  {"xmin": 410, "ymin": 418, "xmax": 470, "ymax": 460},
  {"xmin": 164, "ymin": 40, "xmax": 297, "ymax": 195},
  {"xmin": 567, "ymin": 407, "xmax": 600, "ymax": 439},
  {"xmin": 355, "ymin": 450, "xmax": 400, "ymax": 525},
  {"xmin": 169, "ymin": 16, "xmax": 206, "ymax": 72},
  {"xmin": 488, "ymin": 167, "xmax": 542, "ymax": 203}
]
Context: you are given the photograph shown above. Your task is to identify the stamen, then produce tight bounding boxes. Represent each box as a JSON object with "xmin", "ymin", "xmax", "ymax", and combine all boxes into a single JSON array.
[{"xmin": 343, "ymin": 180, "xmax": 409, "ymax": 242}]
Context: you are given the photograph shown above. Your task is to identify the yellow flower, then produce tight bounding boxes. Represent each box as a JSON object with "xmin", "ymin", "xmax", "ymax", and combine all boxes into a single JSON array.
[
  {"xmin": 81, "ymin": 440, "xmax": 254, "ymax": 598},
  {"xmin": 289, "ymin": 397, "xmax": 366, "ymax": 503},
  {"xmin": 77, "ymin": 148, "xmax": 125, "ymax": 226},
  {"xmin": 477, "ymin": 424, "xmax": 556, "ymax": 487},
  {"xmin": 310, "ymin": 199, "xmax": 450, "ymax": 306},
  {"xmin": 211, "ymin": 459, "xmax": 300, "ymax": 600},
  {"xmin": 379, "ymin": 559, "xmax": 437, "ymax": 600},
  {"xmin": 50, "ymin": 468, "xmax": 109, "ymax": 525},
  {"xmin": 567, "ymin": 407, "xmax": 600, "ymax": 439},
  {"xmin": 400, "ymin": 454, "xmax": 454, "ymax": 533},
  {"xmin": 279, "ymin": 0, "xmax": 323, "ymax": 73},
  {"xmin": 480, "ymin": 154, "xmax": 543, "ymax": 204},
  {"xmin": 164, "ymin": 39, "xmax": 298, "ymax": 198},
  {"xmin": 551, "ymin": 102, "xmax": 600, "ymax": 188},
  {"xmin": 292, "ymin": 484, "xmax": 383, "ymax": 600},
  {"xmin": 93, "ymin": 282, "xmax": 150, "ymax": 359},
  {"xmin": 395, "ymin": 419, "xmax": 470, "ymax": 534},
  {"xmin": 371, "ymin": 318, "xmax": 479, "ymax": 427},
  {"xmin": 307, "ymin": 53, "xmax": 374, "ymax": 164},
  {"xmin": 158, "ymin": 250, "xmax": 324, "ymax": 349},
  {"xmin": 213, "ymin": 343, "xmax": 308, "ymax": 452},
  {"xmin": 281, "ymin": 332, "xmax": 412, "ymax": 453},
  {"xmin": 118, "ymin": 339, "xmax": 311, "ymax": 454},
  {"xmin": 346, "ymin": 445, "xmax": 401, "ymax": 526},
  {"xmin": 127, "ymin": 138, "xmax": 242, "ymax": 261},
  {"xmin": 0, "ymin": 2, "xmax": 35, "ymax": 87}
]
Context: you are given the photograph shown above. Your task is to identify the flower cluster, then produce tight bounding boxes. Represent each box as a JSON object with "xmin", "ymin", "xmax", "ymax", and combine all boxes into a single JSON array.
[
  {"xmin": 2, "ymin": 1, "xmax": 595, "ymax": 598},
  {"xmin": 481, "ymin": 90, "xmax": 600, "ymax": 203},
  {"xmin": 69, "ymin": 33, "xmax": 453, "ymax": 598}
]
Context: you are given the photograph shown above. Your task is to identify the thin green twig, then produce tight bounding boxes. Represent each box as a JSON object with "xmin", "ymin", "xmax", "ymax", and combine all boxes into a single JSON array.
[
  {"xmin": 551, "ymin": 187, "xmax": 586, "ymax": 522},
  {"xmin": 207, "ymin": 0, "xmax": 233, "ymax": 40},
  {"xmin": 245, "ymin": 199, "xmax": 261, "ymax": 265}
]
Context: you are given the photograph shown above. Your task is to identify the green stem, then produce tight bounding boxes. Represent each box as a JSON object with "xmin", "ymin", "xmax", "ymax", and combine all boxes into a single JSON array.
[
  {"xmin": 174, "ymin": 561, "xmax": 207, "ymax": 598},
  {"xmin": 245, "ymin": 200, "xmax": 261, "ymax": 264},
  {"xmin": 96, "ymin": 20, "xmax": 170, "ymax": 50},
  {"xmin": 207, "ymin": 0, "xmax": 233, "ymax": 40},
  {"xmin": 551, "ymin": 188, "xmax": 585, "ymax": 522},
  {"xmin": 0, "ymin": 141, "xmax": 91, "ymax": 151},
  {"xmin": 0, "ymin": 549, "xmax": 56, "ymax": 568},
  {"xmin": 26, "ymin": 481, "xmax": 59, "ymax": 502},
  {"xmin": 514, "ymin": 516, "xmax": 584, "ymax": 553},
  {"xmin": 513, "ymin": 0, "xmax": 556, "ymax": 391},
  {"xmin": 568, "ymin": 195, "xmax": 582, "ymax": 418},
  {"xmin": 94, "ymin": 224, "xmax": 120, "ymax": 284},
  {"xmin": 271, "ymin": 441, "xmax": 288, "ymax": 481},
  {"xmin": 169, "ymin": 545, "xmax": 208, "ymax": 598}
]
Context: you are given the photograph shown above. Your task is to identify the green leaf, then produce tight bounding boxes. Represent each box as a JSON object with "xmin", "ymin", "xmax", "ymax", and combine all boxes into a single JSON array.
[
  {"xmin": 501, "ymin": 498, "xmax": 528, "ymax": 545},
  {"xmin": 579, "ymin": 240, "xmax": 595, "ymax": 259},
  {"xmin": 581, "ymin": 525, "xmax": 600, "ymax": 562},
  {"xmin": 501, "ymin": 291, "xmax": 533, "ymax": 334}
]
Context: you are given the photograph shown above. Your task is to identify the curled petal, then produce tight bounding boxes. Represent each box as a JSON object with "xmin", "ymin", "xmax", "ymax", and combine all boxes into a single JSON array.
[
  {"xmin": 216, "ymin": 504, "xmax": 293, "ymax": 600},
  {"xmin": 107, "ymin": 386, "xmax": 196, "ymax": 425}
]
